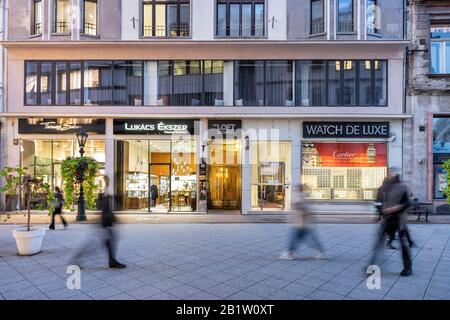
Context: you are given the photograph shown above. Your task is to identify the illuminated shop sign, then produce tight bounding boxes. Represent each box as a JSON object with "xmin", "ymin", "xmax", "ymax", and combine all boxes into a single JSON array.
[
  {"xmin": 208, "ymin": 120, "xmax": 242, "ymax": 139},
  {"xmin": 18, "ymin": 118, "xmax": 105, "ymax": 134},
  {"xmin": 113, "ymin": 119, "xmax": 196, "ymax": 135},
  {"xmin": 303, "ymin": 122, "xmax": 390, "ymax": 139}
]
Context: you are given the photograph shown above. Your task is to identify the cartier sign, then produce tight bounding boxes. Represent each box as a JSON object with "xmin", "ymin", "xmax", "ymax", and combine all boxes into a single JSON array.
[
  {"xmin": 303, "ymin": 122, "xmax": 390, "ymax": 139},
  {"xmin": 113, "ymin": 119, "xmax": 196, "ymax": 135}
]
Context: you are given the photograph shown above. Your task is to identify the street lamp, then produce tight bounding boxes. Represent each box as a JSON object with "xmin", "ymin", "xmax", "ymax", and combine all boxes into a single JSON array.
[{"xmin": 75, "ymin": 129, "xmax": 89, "ymax": 221}]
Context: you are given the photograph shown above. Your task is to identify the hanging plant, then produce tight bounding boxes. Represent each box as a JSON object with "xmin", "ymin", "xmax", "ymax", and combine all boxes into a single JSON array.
[{"xmin": 61, "ymin": 157, "xmax": 100, "ymax": 210}]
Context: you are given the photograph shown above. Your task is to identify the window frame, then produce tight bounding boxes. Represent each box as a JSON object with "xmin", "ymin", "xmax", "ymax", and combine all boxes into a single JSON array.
[
  {"xmin": 141, "ymin": 0, "xmax": 191, "ymax": 38},
  {"xmin": 337, "ymin": 0, "xmax": 355, "ymax": 34},
  {"xmin": 31, "ymin": 0, "xmax": 43, "ymax": 36},
  {"xmin": 24, "ymin": 60, "xmax": 145, "ymax": 107},
  {"xmin": 310, "ymin": 0, "xmax": 325, "ymax": 36},
  {"xmin": 430, "ymin": 25, "xmax": 450, "ymax": 75},
  {"xmin": 233, "ymin": 60, "xmax": 294, "ymax": 107},
  {"xmin": 156, "ymin": 60, "xmax": 224, "ymax": 106},
  {"xmin": 215, "ymin": 0, "xmax": 266, "ymax": 38},
  {"xmin": 366, "ymin": 0, "xmax": 381, "ymax": 35},
  {"xmin": 294, "ymin": 60, "xmax": 388, "ymax": 107},
  {"xmin": 82, "ymin": 0, "xmax": 98, "ymax": 36},
  {"xmin": 54, "ymin": 0, "xmax": 71, "ymax": 34}
]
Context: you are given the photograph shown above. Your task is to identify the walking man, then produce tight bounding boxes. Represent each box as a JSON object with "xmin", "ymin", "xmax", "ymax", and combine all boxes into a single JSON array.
[
  {"xmin": 370, "ymin": 169, "xmax": 412, "ymax": 277},
  {"xmin": 49, "ymin": 186, "xmax": 68, "ymax": 230}
]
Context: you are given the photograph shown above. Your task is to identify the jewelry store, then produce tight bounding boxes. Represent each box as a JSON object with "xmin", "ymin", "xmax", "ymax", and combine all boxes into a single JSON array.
[
  {"xmin": 301, "ymin": 121, "xmax": 391, "ymax": 201},
  {"xmin": 113, "ymin": 119, "xmax": 201, "ymax": 213}
]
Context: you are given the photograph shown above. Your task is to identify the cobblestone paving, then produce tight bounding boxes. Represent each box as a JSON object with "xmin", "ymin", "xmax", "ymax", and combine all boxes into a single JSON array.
[{"xmin": 0, "ymin": 223, "xmax": 449, "ymax": 300}]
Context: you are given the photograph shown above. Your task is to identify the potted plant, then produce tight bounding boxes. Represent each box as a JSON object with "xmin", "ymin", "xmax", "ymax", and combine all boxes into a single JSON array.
[{"xmin": 0, "ymin": 166, "xmax": 53, "ymax": 256}]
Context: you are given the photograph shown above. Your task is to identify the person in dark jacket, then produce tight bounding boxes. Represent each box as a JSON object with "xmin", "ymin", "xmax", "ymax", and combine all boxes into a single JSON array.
[
  {"xmin": 101, "ymin": 190, "xmax": 126, "ymax": 269},
  {"xmin": 369, "ymin": 169, "xmax": 412, "ymax": 277},
  {"xmin": 150, "ymin": 184, "xmax": 158, "ymax": 207},
  {"xmin": 70, "ymin": 176, "xmax": 126, "ymax": 269},
  {"xmin": 49, "ymin": 186, "xmax": 68, "ymax": 230}
]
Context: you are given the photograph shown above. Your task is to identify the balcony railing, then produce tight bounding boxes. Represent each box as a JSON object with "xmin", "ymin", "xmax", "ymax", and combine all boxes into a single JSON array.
[
  {"xmin": 32, "ymin": 23, "xmax": 42, "ymax": 35},
  {"xmin": 84, "ymin": 22, "xmax": 97, "ymax": 36},
  {"xmin": 143, "ymin": 25, "xmax": 190, "ymax": 37},
  {"xmin": 56, "ymin": 21, "xmax": 70, "ymax": 33},
  {"xmin": 337, "ymin": 20, "xmax": 354, "ymax": 33},
  {"xmin": 310, "ymin": 19, "xmax": 325, "ymax": 35},
  {"xmin": 216, "ymin": 24, "xmax": 264, "ymax": 37}
]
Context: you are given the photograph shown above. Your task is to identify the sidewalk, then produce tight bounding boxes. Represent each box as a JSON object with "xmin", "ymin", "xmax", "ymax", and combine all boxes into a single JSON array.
[
  {"xmin": 2, "ymin": 211, "xmax": 450, "ymax": 225},
  {"xmin": 1, "ymin": 223, "xmax": 450, "ymax": 300}
]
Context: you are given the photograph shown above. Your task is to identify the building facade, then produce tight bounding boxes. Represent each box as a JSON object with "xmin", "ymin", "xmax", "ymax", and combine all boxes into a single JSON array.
[
  {"xmin": 0, "ymin": 0, "xmax": 408, "ymax": 214},
  {"xmin": 407, "ymin": 0, "xmax": 450, "ymax": 213}
]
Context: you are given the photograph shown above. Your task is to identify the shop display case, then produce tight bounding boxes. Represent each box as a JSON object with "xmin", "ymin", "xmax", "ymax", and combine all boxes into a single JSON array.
[{"xmin": 126, "ymin": 172, "xmax": 149, "ymax": 209}]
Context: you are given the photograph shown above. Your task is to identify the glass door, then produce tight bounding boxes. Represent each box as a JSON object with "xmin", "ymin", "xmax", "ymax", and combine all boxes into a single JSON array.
[
  {"xmin": 208, "ymin": 165, "xmax": 241, "ymax": 210},
  {"xmin": 258, "ymin": 162, "xmax": 285, "ymax": 210},
  {"xmin": 149, "ymin": 164, "xmax": 171, "ymax": 213}
]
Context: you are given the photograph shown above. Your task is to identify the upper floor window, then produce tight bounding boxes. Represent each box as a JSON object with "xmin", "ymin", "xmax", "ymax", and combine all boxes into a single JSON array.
[
  {"xmin": 216, "ymin": 0, "xmax": 265, "ymax": 38},
  {"xmin": 24, "ymin": 61, "xmax": 144, "ymax": 106},
  {"xmin": 431, "ymin": 25, "xmax": 450, "ymax": 74},
  {"xmin": 296, "ymin": 60, "xmax": 387, "ymax": 107},
  {"xmin": 55, "ymin": 0, "xmax": 70, "ymax": 33},
  {"xmin": 337, "ymin": 0, "xmax": 354, "ymax": 33},
  {"xmin": 82, "ymin": 0, "xmax": 97, "ymax": 36},
  {"xmin": 367, "ymin": 0, "xmax": 380, "ymax": 35},
  {"xmin": 142, "ymin": 0, "xmax": 190, "ymax": 37},
  {"xmin": 158, "ymin": 60, "xmax": 224, "ymax": 106},
  {"xmin": 32, "ymin": 0, "xmax": 42, "ymax": 35},
  {"xmin": 234, "ymin": 61, "xmax": 293, "ymax": 106},
  {"xmin": 310, "ymin": 0, "xmax": 324, "ymax": 35}
]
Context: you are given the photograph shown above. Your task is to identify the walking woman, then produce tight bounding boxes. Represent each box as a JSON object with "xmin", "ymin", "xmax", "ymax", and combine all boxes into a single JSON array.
[{"xmin": 49, "ymin": 186, "xmax": 68, "ymax": 230}]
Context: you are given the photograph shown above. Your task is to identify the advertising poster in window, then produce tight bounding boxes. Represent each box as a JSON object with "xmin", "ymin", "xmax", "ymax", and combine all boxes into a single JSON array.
[{"xmin": 304, "ymin": 143, "xmax": 387, "ymax": 167}]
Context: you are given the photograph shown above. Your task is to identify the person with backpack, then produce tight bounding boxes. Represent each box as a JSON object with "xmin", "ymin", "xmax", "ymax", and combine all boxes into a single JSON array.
[
  {"xmin": 369, "ymin": 169, "xmax": 412, "ymax": 277},
  {"xmin": 49, "ymin": 186, "xmax": 68, "ymax": 230}
]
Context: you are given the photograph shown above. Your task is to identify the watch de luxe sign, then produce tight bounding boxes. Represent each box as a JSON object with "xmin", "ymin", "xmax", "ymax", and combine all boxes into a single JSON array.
[
  {"xmin": 113, "ymin": 119, "xmax": 196, "ymax": 135},
  {"xmin": 18, "ymin": 118, "xmax": 106, "ymax": 134},
  {"xmin": 303, "ymin": 122, "xmax": 390, "ymax": 139}
]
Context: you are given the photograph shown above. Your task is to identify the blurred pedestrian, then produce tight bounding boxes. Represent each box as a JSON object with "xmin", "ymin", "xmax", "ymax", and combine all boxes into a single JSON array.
[
  {"xmin": 70, "ymin": 176, "xmax": 126, "ymax": 269},
  {"xmin": 49, "ymin": 186, "xmax": 68, "ymax": 230},
  {"xmin": 279, "ymin": 184, "xmax": 328, "ymax": 260},
  {"xmin": 369, "ymin": 169, "xmax": 412, "ymax": 276}
]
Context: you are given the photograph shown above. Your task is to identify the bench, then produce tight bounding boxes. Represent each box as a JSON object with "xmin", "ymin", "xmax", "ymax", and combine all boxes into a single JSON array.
[{"xmin": 408, "ymin": 198, "xmax": 431, "ymax": 222}]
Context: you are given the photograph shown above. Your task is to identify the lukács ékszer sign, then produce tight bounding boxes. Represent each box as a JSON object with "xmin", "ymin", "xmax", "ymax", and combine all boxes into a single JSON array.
[
  {"xmin": 113, "ymin": 119, "xmax": 197, "ymax": 135},
  {"xmin": 303, "ymin": 122, "xmax": 390, "ymax": 139}
]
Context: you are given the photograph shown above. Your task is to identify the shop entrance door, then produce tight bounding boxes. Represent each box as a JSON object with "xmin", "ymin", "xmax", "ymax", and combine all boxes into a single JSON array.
[
  {"xmin": 208, "ymin": 165, "xmax": 241, "ymax": 210},
  {"xmin": 149, "ymin": 164, "xmax": 171, "ymax": 213},
  {"xmin": 258, "ymin": 162, "xmax": 285, "ymax": 210}
]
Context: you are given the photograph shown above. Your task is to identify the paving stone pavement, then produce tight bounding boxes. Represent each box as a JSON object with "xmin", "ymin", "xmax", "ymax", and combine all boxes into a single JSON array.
[{"xmin": 0, "ymin": 223, "xmax": 449, "ymax": 300}]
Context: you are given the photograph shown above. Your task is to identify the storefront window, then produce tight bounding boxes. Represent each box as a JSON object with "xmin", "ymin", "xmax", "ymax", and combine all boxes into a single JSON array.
[
  {"xmin": 21, "ymin": 139, "xmax": 106, "ymax": 207},
  {"xmin": 251, "ymin": 142, "xmax": 292, "ymax": 210},
  {"xmin": 301, "ymin": 142, "xmax": 387, "ymax": 200},
  {"xmin": 433, "ymin": 117, "xmax": 450, "ymax": 199},
  {"xmin": 115, "ymin": 139, "xmax": 197, "ymax": 212}
]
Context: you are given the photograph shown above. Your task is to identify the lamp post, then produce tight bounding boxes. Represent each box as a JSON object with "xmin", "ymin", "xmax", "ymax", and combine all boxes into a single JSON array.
[{"xmin": 76, "ymin": 129, "xmax": 89, "ymax": 222}]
